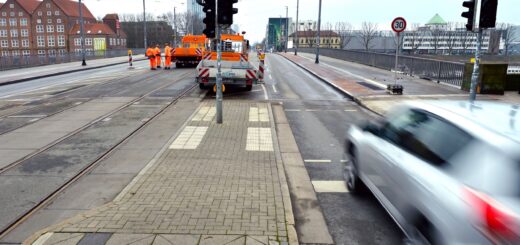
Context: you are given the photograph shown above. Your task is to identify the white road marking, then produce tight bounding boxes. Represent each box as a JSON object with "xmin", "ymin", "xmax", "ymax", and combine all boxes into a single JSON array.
[
  {"xmin": 249, "ymin": 106, "xmax": 269, "ymax": 122},
  {"xmin": 102, "ymin": 117, "xmax": 112, "ymax": 122},
  {"xmin": 32, "ymin": 232, "xmax": 54, "ymax": 245},
  {"xmin": 340, "ymin": 160, "xmax": 350, "ymax": 163},
  {"xmin": 312, "ymin": 181, "xmax": 349, "ymax": 193},
  {"xmin": 260, "ymin": 84, "xmax": 269, "ymax": 100},
  {"xmin": 344, "ymin": 109, "xmax": 358, "ymax": 112},
  {"xmin": 272, "ymin": 84, "xmax": 278, "ymax": 93},
  {"xmin": 304, "ymin": 159, "xmax": 332, "ymax": 163},
  {"xmin": 74, "ymin": 102, "xmax": 83, "ymax": 105},
  {"xmin": 305, "ymin": 109, "xmax": 319, "ymax": 112},
  {"xmin": 269, "ymin": 74, "xmax": 273, "ymax": 80},
  {"xmin": 169, "ymin": 126, "xmax": 208, "ymax": 150},
  {"xmin": 284, "ymin": 109, "xmax": 301, "ymax": 112},
  {"xmin": 8, "ymin": 114, "xmax": 46, "ymax": 118},
  {"xmin": 246, "ymin": 127, "xmax": 274, "ymax": 151}
]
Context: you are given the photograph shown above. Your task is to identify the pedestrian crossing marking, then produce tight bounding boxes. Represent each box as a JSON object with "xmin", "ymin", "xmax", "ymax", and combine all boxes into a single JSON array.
[
  {"xmin": 246, "ymin": 127, "xmax": 273, "ymax": 152},
  {"xmin": 312, "ymin": 181, "xmax": 349, "ymax": 193},
  {"xmin": 169, "ymin": 126, "xmax": 208, "ymax": 150},
  {"xmin": 249, "ymin": 105, "xmax": 269, "ymax": 122}
]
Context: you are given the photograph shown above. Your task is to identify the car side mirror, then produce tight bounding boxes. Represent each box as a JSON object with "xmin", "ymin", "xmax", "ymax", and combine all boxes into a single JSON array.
[{"xmin": 361, "ymin": 121, "xmax": 382, "ymax": 135}]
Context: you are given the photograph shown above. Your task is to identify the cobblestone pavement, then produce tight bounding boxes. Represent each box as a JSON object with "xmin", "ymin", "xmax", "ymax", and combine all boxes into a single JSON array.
[{"xmin": 29, "ymin": 100, "xmax": 290, "ymax": 245}]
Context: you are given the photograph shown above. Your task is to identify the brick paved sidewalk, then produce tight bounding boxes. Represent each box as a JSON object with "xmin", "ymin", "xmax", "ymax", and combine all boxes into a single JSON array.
[
  {"xmin": 279, "ymin": 53, "xmax": 520, "ymax": 115},
  {"xmin": 27, "ymin": 100, "xmax": 293, "ymax": 245}
]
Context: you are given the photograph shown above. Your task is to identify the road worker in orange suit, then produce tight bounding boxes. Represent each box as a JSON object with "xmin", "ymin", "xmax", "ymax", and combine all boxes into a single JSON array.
[
  {"xmin": 146, "ymin": 44, "xmax": 156, "ymax": 70},
  {"xmin": 164, "ymin": 43, "xmax": 172, "ymax": 70},
  {"xmin": 155, "ymin": 44, "xmax": 162, "ymax": 69}
]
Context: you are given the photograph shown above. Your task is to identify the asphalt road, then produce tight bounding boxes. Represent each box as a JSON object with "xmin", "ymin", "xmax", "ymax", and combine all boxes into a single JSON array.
[{"xmin": 262, "ymin": 54, "xmax": 403, "ymax": 245}]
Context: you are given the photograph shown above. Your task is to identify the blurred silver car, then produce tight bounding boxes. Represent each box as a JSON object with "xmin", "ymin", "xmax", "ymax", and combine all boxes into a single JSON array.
[{"xmin": 344, "ymin": 101, "xmax": 520, "ymax": 244}]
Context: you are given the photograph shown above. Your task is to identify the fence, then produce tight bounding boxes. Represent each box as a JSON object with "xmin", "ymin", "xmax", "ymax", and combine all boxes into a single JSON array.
[
  {"xmin": 0, "ymin": 49, "xmax": 145, "ymax": 71},
  {"xmin": 295, "ymin": 48, "xmax": 466, "ymax": 88}
]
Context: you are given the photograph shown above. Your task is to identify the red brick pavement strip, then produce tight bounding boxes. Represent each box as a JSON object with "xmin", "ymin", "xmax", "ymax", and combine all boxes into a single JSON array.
[{"xmin": 279, "ymin": 53, "xmax": 380, "ymax": 98}]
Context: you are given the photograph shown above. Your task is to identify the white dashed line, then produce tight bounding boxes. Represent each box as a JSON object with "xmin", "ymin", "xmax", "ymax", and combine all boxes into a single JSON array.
[
  {"xmin": 304, "ymin": 159, "xmax": 332, "ymax": 163},
  {"xmin": 169, "ymin": 126, "xmax": 208, "ymax": 150},
  {"xmin": 102, "ymin": 117, "xmax": 112, "ymax": 122},
  {"xmin": 312, "ymin": 181, "xmax": 349, "ymax": 193},
  {"xmin": 246, "ymin": 127, "xmax": 274, "ymax": 151},
  {"xmin": 272, "ymin": 84, "xmax": 278, "ymax": 93},
  {"xmin": 284, "ymin": 109, "xmax": 301, "ymax": 112},
  {"xmin": 260, "ymin": 84, "xmax": 269, "ymax": 100},
  {"xmin": 340, "ymin": 160, "xmax": 350, "ymax": 163},
  {"xmin": 344, "ymin": 109, "xmax": 358, "ymax": 112}
]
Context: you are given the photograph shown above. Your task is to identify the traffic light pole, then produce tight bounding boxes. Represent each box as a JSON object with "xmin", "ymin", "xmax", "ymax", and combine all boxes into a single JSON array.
[
  {"xmin": 469, "ymin": 29, "xmax": 482, "ymax": 102},
  {"xmin": 215, "ymin": 1, "xmax": 223, "ymax": 124}
]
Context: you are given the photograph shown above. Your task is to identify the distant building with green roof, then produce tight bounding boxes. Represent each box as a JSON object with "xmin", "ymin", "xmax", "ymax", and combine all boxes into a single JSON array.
[{"xmin": 426, "ymin": 14, "xmax": 448, "ymax": 26}]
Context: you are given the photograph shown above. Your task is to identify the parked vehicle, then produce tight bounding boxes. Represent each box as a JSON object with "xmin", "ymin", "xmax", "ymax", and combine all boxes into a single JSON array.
[
  {"xmin": 196, "ymin": 33, "xmax": 257, "ymax": 91},
  {"xmin": 345, "ymin": 100, "xmax": 520, "ymax": 244}
]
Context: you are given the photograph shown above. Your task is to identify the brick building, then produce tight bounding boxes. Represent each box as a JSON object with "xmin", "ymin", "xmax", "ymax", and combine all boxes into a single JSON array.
[{"xmin": 0, "ymin": 0, "xmax": 127, "ymax": 57}]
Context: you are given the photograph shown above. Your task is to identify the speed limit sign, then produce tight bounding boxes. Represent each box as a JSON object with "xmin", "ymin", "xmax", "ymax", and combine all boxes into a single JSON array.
[{"xmin": 391, "ymin": 17, "xmax": 407, "ymax": 33}]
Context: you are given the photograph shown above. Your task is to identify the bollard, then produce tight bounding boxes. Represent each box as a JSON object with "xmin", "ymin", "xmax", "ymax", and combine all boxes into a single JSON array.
[
  {"xmin": 128, "ymin": 49, "xmax": 133, "ymax": 68},
  {"xmin": 256, "ymin": 59, "xmax": 265, "ymax": 83}
]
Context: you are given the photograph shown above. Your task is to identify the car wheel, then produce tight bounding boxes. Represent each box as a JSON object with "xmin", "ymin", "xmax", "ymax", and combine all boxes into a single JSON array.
[
  {"xmin": 199, "ymin": 83, "xmax": 206, "ymax": 90},
  {"xmin": 406, "ymin": 217, "xmax": 441, "ymax": 245},
  {"xmin": 245, "ymin": 85, "xmax": 253, "ymax": 91},
  {"xmin": 344, "ymin": 148, "xmax": 364, "ymax": 194}
]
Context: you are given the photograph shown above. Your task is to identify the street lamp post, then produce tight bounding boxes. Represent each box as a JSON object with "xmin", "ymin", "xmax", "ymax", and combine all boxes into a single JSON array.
[
  {"xmin": 315, "ymin": 0, "xmax": 321, "ymax": 64},
  {"xmin": 78, "ymin": 0, "xmax": 86, "ymax": 66},
  {"xmin": 143, "ymin": 0, "xmax": 147, "ymax": 49},
  {"xmin": 173, "ymin": 6, "xmax": 176, "ymax": 47},
  {"xmin": 285, "ymin": 6, "xmax": 288, "ymax": 53},
  {"xmin": 294, "ymin": 0, "xmax": 299, "ymax": 55}
]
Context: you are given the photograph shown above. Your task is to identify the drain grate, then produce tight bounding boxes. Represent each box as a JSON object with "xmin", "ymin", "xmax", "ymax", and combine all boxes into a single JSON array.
[{"xmin": 357, "ymin": 81, "xmax": 384, "ymax": 90}]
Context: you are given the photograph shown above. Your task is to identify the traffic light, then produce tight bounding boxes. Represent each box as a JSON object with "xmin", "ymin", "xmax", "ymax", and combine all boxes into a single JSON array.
[
  {"xmin": 461, "ymin": 0, "xmax": 476, "ymax": 31},
  {"xmin": 198, "ymin": 0, "xmax": 216, "ymax": 38},
  {"xmin": 218, "ymin": 0, "xmax": 238, "ymax": 26},
  {"xmin": 480, "ymin": 0, "xmax": 498, "ymax": 29}
]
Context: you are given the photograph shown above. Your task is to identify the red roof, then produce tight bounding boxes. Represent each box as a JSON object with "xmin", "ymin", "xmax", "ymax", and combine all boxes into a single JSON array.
[
  {"xmin": 103, "ymin": 13, "xmax": 118, "ymax": 20},
  {"xmin": 52, "ymin": 0, "xmax": 95, "ymax": 19},
  {"xmin": 17, "ymin": 0, "xmax": 42, "ymax": 14},
  {"xmin": 69, "ymin": 23, "xmax": 116, "ymax": 35}
]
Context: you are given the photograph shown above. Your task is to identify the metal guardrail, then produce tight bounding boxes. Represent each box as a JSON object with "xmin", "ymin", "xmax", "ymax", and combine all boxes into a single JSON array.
[
  {"xmin": 0, "ymin": 49, "xmax": 146, "ymax": 71},
  {"xmin": 295, "ymin": 48, "xmax": 466, "ymax": 88}
]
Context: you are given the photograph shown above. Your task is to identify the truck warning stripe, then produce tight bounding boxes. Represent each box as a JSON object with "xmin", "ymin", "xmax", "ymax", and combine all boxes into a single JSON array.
[
  {"xmin": 246, "ymin": 69, "xmax": 256, "ymax": 79},
  {"xmin": 199, "ymin": 68, "xmax": 210, "ymax": 78}
]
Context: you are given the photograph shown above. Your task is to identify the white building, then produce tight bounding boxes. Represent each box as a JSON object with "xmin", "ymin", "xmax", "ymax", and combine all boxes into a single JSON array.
[
  {"xmin": 402, "ymin": 14, "xmax": 503, "ymax": 55},
  {"xmin": 186, "ymin": 0, "xmax": 203, "ymax": 19}
]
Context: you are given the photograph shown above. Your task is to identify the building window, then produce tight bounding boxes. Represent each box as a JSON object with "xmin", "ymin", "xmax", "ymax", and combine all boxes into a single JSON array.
[
  {"xmin": 22, "ymin": 50, "xmax": 30, "ymax": 56},
  {"xmin": 11, "ymin": 39, "xmax": 19, "ymax": 47},
  {"xmin": 57, "ymin": 25, "xmax": 64, "ymax": 32},
  {"xmin": 10, "ymin": 12, "xmax": 14, "ymax": 17},
  {"xmin": 10, "ymin": 29, "xmax": 17, "ymax": 37},
  {"xmin": 9, "ymin": 18, "xmax": 17, "ymax": 26},
  {"xmin": 1, "ymin": 40, "xmax": 7, "ymax": 47},
  {"xmin": 1, "ymin": 50, "xmax": 9, "ymax": 57},
  {"xmin": 38, "ymin": 50, "xmax": 45, "ymax": 56},
  {"xmin": 0, "ymin": 30, "xmax": 6, "ymax": 37},
  {"xmin": 37, "ymin": 19, "xmax": 41, "ymax": 23},
  {"xmin": 55, "ymin": 11, "xmax": 60, "ymax": 16},
  {"xmin": 48, "ymin": 36, "xmax": 55, "ymax": 46},
  {"xmin": 22, "ymin": 39, "xmax": 29, "ymax": 47},
  {"xmin": 37, "ymin": 36, "xmax": 45, "ymax": 47},
  {"xmin": 1, "ymin": 12, "xmax": 5, "ymax": 17},
  {"xmin": 85, "ymin": 38, "xmax": 92, "ymax": 46},
  {"xmin": 12, "ymin": 50, "xmax": 19, "ymax": 56},
  {"xmin": 47, "ymin": 19, "xmax": 52, "ymax": 24},
  {"xmin": 117, "ymin": 39, "xmax": 120, "ymax": 45},
  {"xmin": 58, "ymin": 35, "xmax": 65, "ymax": 46},
  {"xmin": 46, "ymin": 3, "xmax": 51, "ymax": 8},
  {"xmin": 20, "ymin": 18, "xmax": 27, "ymax": 26},
  {"xmin": 0, "ymin": 18, "xmax": 5, "ymax": 26},
  {"xmin": 21, "ymin": 29, "xmax": 28, "ymax": 37},
  {"xmin": 56, "ymin": 19, "xmax": 61, "ymax": 23},
  {"xmin": 48, "ymin": 49, "xmax": 56, "ymax": 56},
  {"xmin": 46, "ymin": 25, "xmax": 54, "ymax": 33},
  {"xmin": 9, "ymin": 4, "xmax": 14, "ymax": 8},
  {"xmin": 36, "ymin": 25, "xmax": 44, "ymax": 33},
  {"xmin": 47, "ymin": 11, "xmax": 51, "ymax": 16},
  {"xmin": 74, "ymin": 38, "xmax": 81, "ymax": 46},
  {"xmin": 38, "ymin": 11, "xmax": 42, "ymax": 16}
]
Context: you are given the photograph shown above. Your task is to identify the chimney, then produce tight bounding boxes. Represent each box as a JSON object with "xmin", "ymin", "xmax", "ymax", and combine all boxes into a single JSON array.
[{"xmin": 103, "ymin": 14, "xmax": 119, "ymax": 34}]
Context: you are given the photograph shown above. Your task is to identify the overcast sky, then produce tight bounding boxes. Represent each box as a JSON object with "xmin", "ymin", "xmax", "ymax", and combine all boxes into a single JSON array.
[{"xmin": 79, "ymin": 0, "xmax": 519, "ymax": 43}]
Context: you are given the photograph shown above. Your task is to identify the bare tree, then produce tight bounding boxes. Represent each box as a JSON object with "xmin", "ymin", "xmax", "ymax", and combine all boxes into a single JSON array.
[
  {"xmin": 444, "ymin": 23, "xmax": 457, "ymax": 55},
  {"xmin": 335, "ymin": 21, "xmax": 353, "ymax": 49},
  {"xmin": 497, "ymin": 23, "xmax": 519, "ymax": 56},
  {"xmin": 359, "ymin": 22, "xmax": 378, "ymax": 51}
]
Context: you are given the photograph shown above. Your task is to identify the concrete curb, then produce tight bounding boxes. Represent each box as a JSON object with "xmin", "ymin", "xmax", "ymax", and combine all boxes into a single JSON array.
[
  {"xmin": 277, "ymin": 53, "xmax": 384, "ymax": 117},
  {"xmin": 267, "ymin": 103, "xmax": 298, "ymax": 245},
  {"xmin": 0, "ymin": 58, "xmax": 146, "ymax": 87}
]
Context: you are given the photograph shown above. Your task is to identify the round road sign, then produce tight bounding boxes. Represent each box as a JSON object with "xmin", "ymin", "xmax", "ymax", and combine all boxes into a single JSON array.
[{"xmin": 391, "ymin": 17, "xmax": 407, "ymax": 33}]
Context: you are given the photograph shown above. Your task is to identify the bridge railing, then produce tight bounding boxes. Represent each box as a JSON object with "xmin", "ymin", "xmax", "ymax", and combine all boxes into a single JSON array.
[
  {"xmin": 0, "ymin": 49, "xmax": 146, "ymax": 71},
  {"xmin": 293, "ymin": 48, "xmax": 466, "ymax": 88}
]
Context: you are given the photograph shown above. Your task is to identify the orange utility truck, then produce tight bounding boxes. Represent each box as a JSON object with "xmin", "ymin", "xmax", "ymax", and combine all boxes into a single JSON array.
[{"xmin": 171, "ymin": 35, "xmax": 207, "ymax": 67}]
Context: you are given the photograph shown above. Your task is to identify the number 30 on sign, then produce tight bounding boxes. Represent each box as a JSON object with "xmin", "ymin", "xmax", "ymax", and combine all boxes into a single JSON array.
[{"xmin": 391, "ymin": 17, "xmax": 407, "ymax": 33}]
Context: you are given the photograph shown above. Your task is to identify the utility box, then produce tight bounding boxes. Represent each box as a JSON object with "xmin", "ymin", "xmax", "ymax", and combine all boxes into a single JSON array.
[{"xmin": 462, "ymin": 63, "xmax": 508, "ymax": 95}]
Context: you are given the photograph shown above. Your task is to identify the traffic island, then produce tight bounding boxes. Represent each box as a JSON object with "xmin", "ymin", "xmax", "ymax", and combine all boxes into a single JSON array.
[{"xmin": 25, "ymin": 100, "xmax": 295, "ymax": 245}]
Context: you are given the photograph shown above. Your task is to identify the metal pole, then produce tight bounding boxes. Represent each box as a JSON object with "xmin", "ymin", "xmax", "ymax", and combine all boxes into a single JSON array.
[
  {"xmin": 469, "ymin": 29, "xmax": 483, "ymax": 102},
  {"xmin": 315, "ymin": 0, "xmax": 322, "ymax": 64},
  {"xmin": 216, "ymin": 0, "xmax": 223, "ymax": 123},
  {"xmin": 79, "ymin": 0, "xmax": 86, "ymax": 66},
  {"xmin": 143, "ymin": 0, "xmax": 147, "ymax": 48},
  {"xmin": 285, "ymin": 6, "xmax": 288, "ymax": 53},
  {"xmin": 294, "ymin": 0, "xmax": 299, "ymax": 55},
  {"xmin": 394, "ymin": 32, "xmax": 399, "ymax": 85},
  {"xmin": 173, "ymin": 6, "xmax": 176, "ymax": 47}
]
